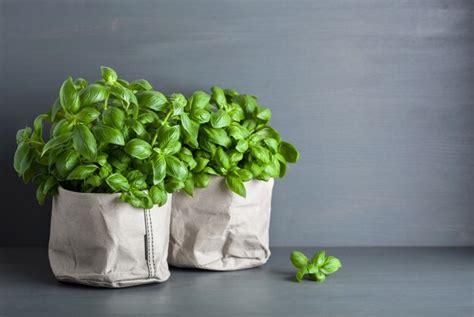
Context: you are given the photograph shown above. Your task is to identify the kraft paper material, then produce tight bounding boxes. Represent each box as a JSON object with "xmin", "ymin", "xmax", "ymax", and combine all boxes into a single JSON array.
[
  {"xmin": 169, "ymin": 177, "xmax": 274, "ymax": 271},
  {"xmin": 48, "ymin": 187, "xmax": 171, "ymax": 288}
]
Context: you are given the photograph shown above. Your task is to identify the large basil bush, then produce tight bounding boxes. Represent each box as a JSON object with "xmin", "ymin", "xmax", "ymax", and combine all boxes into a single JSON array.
[
  {"xmin": 178, "ymin": 86, "xmax": 300, "ymax": 198},
  {"xmin": 13, "ymin": 67, "xmax": 190, "ymax": 208}
]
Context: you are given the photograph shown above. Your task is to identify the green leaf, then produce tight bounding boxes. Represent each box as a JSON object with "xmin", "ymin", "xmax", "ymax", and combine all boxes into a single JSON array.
[
  {"xmin": 256, "ymin": 107, "xmax": 272, "ymax": 122},
  {"xmin": 193, "ymin": 157, "xmax": 209, "ymax": 173},
  {"xmin": 190, "ymin": 109, "xmax": 211, "ymax": 124},
  {"xmin": 234, "ymin": 95, "xmax": 257, "ymax": 116},
  {"xmin": 194, "ymin": 173, "xmax": 209, "ymax": 188},
  {"xmin": 75, "ymin": 107, "xmax": 100, "ymax": 123},
  {"xmin": 52, "ymin": 119, "xmax": 73, "ymax": 137},
  {"xmin": 225, "ymin": 174, "xmax": 246, "ymax": 197},
  {"xmin": 13, "ymin": 142, "xmax": 33, "ymax": 176},
  {"xmin": 183, "ymin": 177, "xmax": 194, "ymax": 196},
  {"xmin": 251, "ymin": 145, "xmax": 271, "ymax": 164},
  {"xmin": 162, "ymin": 140, "xmax": 181, "ymax": 155},
  {"xmin": 101, "ymin": 66, "xmax": 118, "ymax": 84},
  {"xmin": 290, "ymin": 251, "xmax": 310, "ymax": 269},
  {"xmin": 50, "ymin": 99, "xmax": 62, "ymax": 122},
  {"xmin": 296, "ymin": 268, "xmax": 308, "ymax": 283},
  {"xmin": 235, "ymin": 168, "xmax": 252, "ymax": 181},
  {"xmin": 312, "ymin": 250, "xmax": 326, "ymax": 267},
  {"xmin": 128, "ymin": 79, "xmax": 153, "ymax": 91},
  {"xmin": 109, "ymin": 85, "xmax": 136, "ymax": 105},
  {"xmin": 315, "ymin": 272, "xmax": 326, "ymax": 283},
  {"xmin": 202, "ymin": 127, "xmax": 231, "ymax": 148},
  {"xmin": 124, "ymin": 139, "xmax": 152, "ymax": 160},
  {"xmin": 210, "ymin": 109, "xmax": 231, "ymax": 128},
  {"xmin": 165, "ymin": 156, "xmax": 188, "ymax": 181},
  {"xmin": 321, "ymin": 256, "xmax": 342, "ymax": 275},
  {"xmin": 169, "ymin": 93, "xmax": 187, "ymax": 115},
  {"xmin": 80, "ymin": 84, "xmax": 108, "ymax": 106},
  {"xmin": 229, "ymin": 151, "xmax": 243, "ymax": 163},
  {"xmin": 105, "ymin": 173, "xmax": 130, "ymax": 191},
  {"xmin": 164, "ymin": 178, "xmax": 185, "ymax": 193},
  {"xmin": 56, "ymin": 150, "xmax": 80, "ymax": 177},
  {"xmin": 16, "ymin": 127, "xmax": 32, "ymax": 145},
  {"xmin": 152, "ymin": 155, "xmax": 166, "ymax": 185},
  {"xmin": 180, "ymin": 113, "xmax": 199, "ymax": 147},
  {"xmin": 103, "ymin": 107, "xmax": 125, "ymax": 129},
  {"xmin": 126, "ymin": 170, "xmax": 147, "ymax": 190},
  {"xmin": 191, "ymin": 91, "xmax": 211, "ymax": 109},
  {"xmin": 211, "ymin": 86, "xmax": 226, "ymax": 108},
  {"xmin": 264, "ymin": 138, "xmax": 279, "ymax": 154},
  {"xmin": 136, "ymin": 91, "xmax": 168, "ymax": 112},
  {"xmin": 36, "ymin": 183, "xmax": 46, "ymax": 205},
  {"xmin": 73, "ymin": 124, "xmax": 97, "ymax": 160},
  {"xmin": 92, "ymin": 125, "xmax": 125, "ymax": 146},
  {"xmin": 228, "ymin": 103, "xmax": 245, "ymax": 121},
  {"xmin": 215, "ymin": 147, "xmax": 230, "ymax": 170},
  {"xmin": 42, "ymin": 133, "xmax": 72, "ymax": 156},
  {"xmin": 138, "ymin": 112, "xmax": 157, "ymax": 125},
  {"xmin": 59, "ymin": 77, "xmax": 80, "ymax": 113},
  {"xmin": 74, "ymin": 78, "xmax": 88, "ymax": 88},
  {"xmin": 228, "ymin": 124, "xmax": 250, "ymax": 140},
  {"xmin": 86, "ymin": 175, "xmax": 102, "ymax": 187},
  {"xmin": 158, "ymin": 125, "xmax": 180, "ymax": 148},
  {"xmin": 127, "ymin": 119, "xmax": 145, "ymax": 136},
  {"xmin": 150, "ymin": 185, "xmax": 168, "ymax": 206},
  {"xmin": 32, "ymin": 114, "xmax": 47, "ymax": 142},
  {"xmin": 42, "ymin": 176, "xmax": 58, "ymax": 195},
  {"xmin": 67, "ymin": 164, "xmax": 98, "ymax": 180},
  {"xmin": 279, "ymin": 141, "xmax": 300, "ymax": 163},
  {"xmin": 236, "ymin": 139, "xmax": 249, "ymax": 153}
]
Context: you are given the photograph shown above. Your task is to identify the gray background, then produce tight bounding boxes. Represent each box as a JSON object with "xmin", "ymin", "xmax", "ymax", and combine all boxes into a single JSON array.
[{"xmin": 1, "ymin": 0, "xmax": 473, "ymax": 247}]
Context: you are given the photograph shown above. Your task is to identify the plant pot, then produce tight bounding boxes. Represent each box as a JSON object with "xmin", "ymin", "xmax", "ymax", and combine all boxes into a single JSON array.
[
  {"xmin": 48, "ymin": 187, "xmax": 171, "ymax": 288},
  {"xmin": 169, "ymin": 176, "xmax": 274, "ymax": 271}
]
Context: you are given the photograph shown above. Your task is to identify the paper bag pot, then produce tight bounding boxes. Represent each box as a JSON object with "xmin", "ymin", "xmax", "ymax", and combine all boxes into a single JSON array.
[
  {"xmin": 48, "ymin": 187, "xmax": 171, "ymax": 288},
  {"xmin": 169, "ymin": 177, "xmax": 274, "ymax": 271}
]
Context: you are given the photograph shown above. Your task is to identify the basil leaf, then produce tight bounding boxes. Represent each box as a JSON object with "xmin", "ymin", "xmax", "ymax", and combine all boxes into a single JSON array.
[
  {"xmin": 103, "ymin": 107, "xmax": 125, "ymax": 129},
  {"xmin": 321, "ymin": 257, "xmax": 342, "ymax": 275},
  {"xmin": 76, "ymin": 107, "xmax": 100, "ymax": 123},
  {"xmin": 150, "ymin": 185, "xmax": 167, "ymax": 206},
  {"xmin": 236, "ymin": 139, "xmax": 249, "ymax": 153},
  {"xmin": 158, "ymin": 125, "xmax": 180, "ymax": 148},
  {"xmin": 193, "ymin": 157, "xmax": 209, "ymax": 173},
  {"xmin": 164, "ymin": 178, "xmax": 185, "ymax": 192},
  {"xmin": 92, "ymin": 125, "xmax": 125, "ymax": 146},
  {"xmin": 42, "ymin": 133, "xmax": 72, "ymax": 156},
  {"xmin": 210, "ymin": 109, "xmax": 231, "ymax": 128},
  {"xmin": 165, "ymin": 156, "xmax": 188, "ymax": 181},
  {"xmin": 225, "ymin": 174, "xmax": 246, "ymax": 197},
  {"xmin": 163, "ymin": 140, "xmax": 181, "ymax": 155},
  {"xmin": 214, "ymin": 147, "xmax": 230, "ymax": 170},
  {"xmin": 211, "ymin": 86, "xmax": 226, "ymax": 108},
  {"xmin": 101, "ymin": 66, "xmax": 117, "ymax": 84},
  {"xmin": 105, "ymin": 173, "xmax": 130, "ymax": 191},
  {"xmin": 296, "ymin": 268, "xmax": 308, "ymax": 283},
  {"xmin": 136, "ymin": 91, "xmax": 167, "ymax": 112},
  {"xmin": 190, "ymin": 108, "xmax": 211, "ymax": 124},
  {"xmin": 180, "ymin": 113, "xmax": 199, "ymax": 147},
  {"xmin": 124, "ymin": 139, "xmax": 152, "ymax": 160},
  {"xmin": 279, "ymin": 141, "xmax": 300, "ymax": 163},
  {"xmin": 73, "ymin": 124, "xmax": 97, "ymax": 161},
  {"xmin": 169, "ymin": 93, "xmax": 187, "ymax": 115},
  {"xmin": 67, "ymin": 164, "xmax": 98, "ymax": 180},
  {"xmin": 202, "ymin": 127, "xmax": 231, "ymax": 148},
  {"xmin": 191, "ymin": 91, "xmax": 210, "ymax": 109},
  {"xmin": 56, "ymin": 150, "xmax": 80, "ymax": 177},
  {"xmin": 128, "ymin": 79, "xmax": 153, "ymax": 91},
  {"xmin": 315, "ymin": 272, "xmax": 326, "ymax": 283},
  {"xmin": 59, "ymin": 77, "xmax": 80, "ymax": 113},
  {"xmin": 251, "ymin": 145, "xmax": 271, "ymax": 164},
  {"xmin": 227, "ymin": 124, "xmax": 249, "ymax": 140},
  {"xmin": 312, "ymin": 250, "xmax": 326, "ymax": 267},
  {"xmin": 80, "ymin": 84, "xmax": 108, "ymax": 106},
  {"xmin": 183, "ymin": 176, "xmax": 194, "ymax": 196},
  {"xmin": 290, "ymin": 251, "xmax": 310, "ymax": 269},
  {"xmin": 152, "ymin": 156, "xmax": 166, "ymax": 185},
  {"xmin": 13, "ymin": 142, "xmax": 33, "ymax": 176},
  {"xmin": 16, "ymin": 127, "xmax": 32, "ymax": 145},
  {"xmin": 194, "ymin": 173, "xmax": 209, "ymax": 188},
  {"xmin": 256, "ymin": 107, "xmax": 272, "ymax": 122}
]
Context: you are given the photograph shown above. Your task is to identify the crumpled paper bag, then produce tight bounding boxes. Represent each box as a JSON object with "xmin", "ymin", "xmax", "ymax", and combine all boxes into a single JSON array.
[
  {"xmin": 169, "ymin": 177, "xmax": 274, "ymax": 271},
  {"xmin": 48, "ymin": 187, "xmax": 171, "ymax": 288}
]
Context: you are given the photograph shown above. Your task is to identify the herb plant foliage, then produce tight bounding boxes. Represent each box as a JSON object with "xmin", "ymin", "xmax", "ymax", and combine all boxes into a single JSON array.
[
  {"xmin": 177, "ymin": 86, "xmax": 300, "ymax": 197},
  {"xmin": 14, "ymin": 67, "xmax": 189, "ymax": 208},
  {"xmin": 13, "ymin": 67, "xmax": 300, "ymax": 208}
]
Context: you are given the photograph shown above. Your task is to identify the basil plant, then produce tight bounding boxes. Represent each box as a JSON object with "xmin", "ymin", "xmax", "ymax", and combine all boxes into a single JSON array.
[
  {"xmin": 13, "ymin": 67, "xmax": 190, "ymax": 209},
  {"xmin": 178, "ymin": 86, "xmax": 300, "ymax": 197}
]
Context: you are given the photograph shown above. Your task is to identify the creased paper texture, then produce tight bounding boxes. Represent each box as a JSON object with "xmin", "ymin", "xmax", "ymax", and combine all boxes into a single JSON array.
[
  {"xmin": 49, "ymin": 187, "xmax": 171, "ymax": 288},
  {"xmin": 169, "ymin": 177, "xmax": 274, "ymax": 270}
]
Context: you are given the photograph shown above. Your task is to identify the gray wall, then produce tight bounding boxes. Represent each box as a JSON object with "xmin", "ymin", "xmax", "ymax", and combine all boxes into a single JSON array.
[{"xmin": 1, "ymin": 0, "xmax": 473, "ymax": 246}]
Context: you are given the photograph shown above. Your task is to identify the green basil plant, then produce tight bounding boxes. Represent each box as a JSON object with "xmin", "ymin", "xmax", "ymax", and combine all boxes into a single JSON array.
[
  {"xmin": 177, "ymin": 86, "xmax": 300, "ymax": 197},
  {"xmin": 13, "ymin": 67, "xmax": 190, "ymax": 209}
]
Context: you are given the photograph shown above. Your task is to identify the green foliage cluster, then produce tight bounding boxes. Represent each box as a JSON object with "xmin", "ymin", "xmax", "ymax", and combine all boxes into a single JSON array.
[
  {"xmin": 290, "ymin": 250, "xmax": 342, "ymax": 283},
  {"xmin": 14, "ymin": 67, "xmax": 300, "ymax": 208}
]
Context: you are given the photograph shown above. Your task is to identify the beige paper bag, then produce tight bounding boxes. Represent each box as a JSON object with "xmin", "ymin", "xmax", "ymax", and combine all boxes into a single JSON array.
[
  {"xmin": 169, "ymin": 177, "xmax": 274, "ymax": 271},
  {"xmin": 48, "ymin": 187, "xmax": 171, "ymax": 288}
]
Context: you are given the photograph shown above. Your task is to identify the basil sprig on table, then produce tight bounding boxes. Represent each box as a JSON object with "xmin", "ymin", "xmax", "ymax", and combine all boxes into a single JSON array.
[
  {"xmin": 13, "ymin": 67, "xmax": 189, "ymax": 208},
  {"xmin": 177, "ymin": 86, "xmax": 300, "ymax": 197},
  {"xmin": 290, "ymin": 250, "xmax": 342, "ymax": 283}
]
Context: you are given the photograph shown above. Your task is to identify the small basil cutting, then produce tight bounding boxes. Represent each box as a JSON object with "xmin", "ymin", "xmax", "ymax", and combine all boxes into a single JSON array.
[{"xmin": 290, "ymin": 250, "xmax": 342, "ymax": 283}]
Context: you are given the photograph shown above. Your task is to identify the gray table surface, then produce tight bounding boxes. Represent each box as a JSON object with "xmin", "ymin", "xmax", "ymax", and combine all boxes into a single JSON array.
[{"xmin": 0, "ymin": 247, "xmax": 472, "ymax": 317}]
